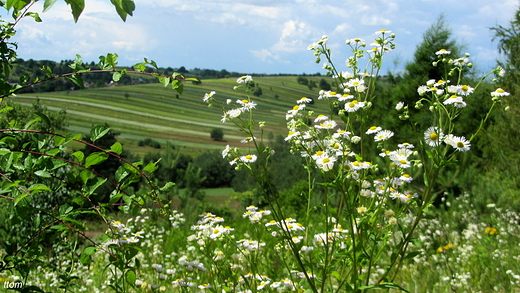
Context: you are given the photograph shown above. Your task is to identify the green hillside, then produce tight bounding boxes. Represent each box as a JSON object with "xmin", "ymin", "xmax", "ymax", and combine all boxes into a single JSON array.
[{"xmin": 11, "ymin": 76, "xmax": 329, "ymax": 155}]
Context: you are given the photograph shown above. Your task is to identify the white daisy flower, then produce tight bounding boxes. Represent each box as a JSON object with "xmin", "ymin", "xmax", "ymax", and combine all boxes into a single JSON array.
[
  {"xmin": 344, "ymin": 100, "xmax": 365, "ymax": 112},
  {"xmin": 424, "ymin": 126, "xmax": 444, "ymax": 147},
  {"xmin": 366, "ymin": 126, "xmax": 382, "ymax": 135},
  {"xmin": 435, "ymin": 49, "xmax": 451, "ymax": 55},
  {"xmin": 297, "ymin": 97, "xmax": 313, "ymax": 104},
  {"xmin": 240, "ymin": 154, "xmax": 257, "ymax": 163},
  {"xmin": 456, "ymin": 85, "xmax": 474, "ymax": 96},
  {"xmin": 374, "ymin": 130, "xmax": 394, "ymax": 142},
  {"xmin": 237, "ymin": 75, "xmax": 253, "ymax": 84},
  {"xmin": 447, "ymin": 135, "xmax": 471, "ymax": 152},
  {"xmin": 315, "ymin": 154, "xmax": 336, "ymax": 171},
  {"xmin": 202, "ymin": 91, "xmax": 216, "ymax": 102},
  {"xmin": 314, "ymin": 115, "xmax": 329, "ymax": 123},
  {"xmin": 315, "ymin": 120, "xmax": 337, "ymax": 130},
  {"xmin": 491, "ymin": 88, "xmax": 510, "ymax": 97}
]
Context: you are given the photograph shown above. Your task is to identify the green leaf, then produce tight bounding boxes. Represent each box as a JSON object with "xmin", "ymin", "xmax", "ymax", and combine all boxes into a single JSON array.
[
  {"xmin": 79, "ymin": 246, "xmax": 97, "ymax": 266},
  {"xmin": 98, "ymin": 53, "xmax": 118, "ymax": 70},
  {"xmin": 59, "ymin": 204, "xmax": 73, "ymax": 215},
  {"xmin": 109, "ymin": 192, "xmax": 123, "ymax": 204},
  {"xmin": 43, "ymin": 0, "xmax": 58, "ymax": 12},
  {"xmin": 110, "ymin": 0, "xmax": 135, "ymax": 21},
  {"xmin": 23, "ymin": 116, "xmax": 41, "ymax": 129},
  {"xmin": 157, "ymin": 75, "xmax": 170, "ymax": 87},
  {"xmin": 67, "ymin": 74, "xmax": 84, "ymax": 89},
  {"xmin": 87, "ymin": 177, "xmax": 107, "ymax": 195},
  {"xmin": 0, "ymin": 106, "xmax": 14, "ymax": 113},
  {"xmin": 109, "ymin": 142, "xmax": 123, "ymax": 155},
  {"xmin": 112, "ymin": 71, "xmax": 122, "ymax": 82},
  {"xmin": 64, "ymin": 0, "xmax": 85, "ymax": 22},
  {"xmin": 160, "ymin": 182, "xmax": 176, "ymax": 192},
  {"xmin": 85, "ymin": 152, "xmax": 109, "ymax": 168},
  {"xmin": 54, "ymin": 133, "xmax": 81, "ymax": 147},
  {"xmin": 73, "ymin": 150, "xmax": 84, "ymax": 162},
  {"xmin": 69, "ymin": 54, "xmax": 87, "ymax": 72},
  {"xmin": 133, "ymin": 62, "xmax": 146, "ymax": 72},
  {"xmin": 115, "ymin": 165, "xmax": 129, "ymax": 182},
  {"xmin": 34, "ymin": 112, "xmax": 51, "ymax": 129},
  {"xmin": 29, "ymin": 183, "xmax": 52, "ymax": 193},
  {"xmin": 90, "ymin": 125, "xmax": 110, "ymax": 142},
  {"xmin": 143, "ymin": 161, "xmax": 158, "ymax": 174},
  {"xmin": 5, "ymin": 0, "xmax": 31, "ymax": 12},
  {"xmin": 405, "ymin": 251, "xmax": 422, "ymax": 259},
  {"xmin": 359, "ymin": 282, "xmax": 410, "ymax": 292},
  {"xmin": 171, "ymin": 79, "xmax": 184, "ymax": 94},
  {"xmin": 25, "ymin": 11, "xmax": 42, "ymax": 22},
  {"xmin": 34, "ymin": 170, "xmax": 52, "ymax": 178},
  {"xmin": 126, "ymin": 270, "xmax": 136, "ymax": 285},
  {"xmin": 14, "ymin": 193, "xmax": 29, "ymax": 206},
  {"xmin": 0, "ymin": 148, "xmax": 11, "ymax": 155},
  {"xmin": 1, "ymin": 136, "xmax": 18, "ymax": 149}
]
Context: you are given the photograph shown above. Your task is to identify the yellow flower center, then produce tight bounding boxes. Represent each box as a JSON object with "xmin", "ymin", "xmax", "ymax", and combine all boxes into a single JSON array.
[
  {"xmin": 322, "ymin": 158, "xmax": 330, "ymax": 163},
  {"xmin": 245, "ymin": 155, "xmax": 253, "ymax": 160},
  {"xmin": 242, "ymin": 99, "xmax": 249, "ymax": 103},
  {"xmin": 370, "ymin": 126, "xmax": 377, "ymax": 130},
  {"xmin": 496, "ymin": 88, "xmax": 505, "ymax": 93},
  {"xmin": 430, "ymin": 133, "xmax": 438, "ymax": 141},
  {"xmin": 315, "ymin": 151, "xmax": 323, "ymax": 156},
  {"xmin": 456, "ymin": 141, "xmax": 464, "ymax": 148},
  {"xmin": 293, "ymin": 105, "xmax": 300, "ymax": 110},
  {"xmin": 461, "ymin": 85, "xmax": 469, "ymax": 92}
]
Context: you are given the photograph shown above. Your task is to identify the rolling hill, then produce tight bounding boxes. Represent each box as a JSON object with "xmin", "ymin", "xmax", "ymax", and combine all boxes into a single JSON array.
[{"xmin": 11, "ymin": 76, "xmax": 330, "ymax": 155}]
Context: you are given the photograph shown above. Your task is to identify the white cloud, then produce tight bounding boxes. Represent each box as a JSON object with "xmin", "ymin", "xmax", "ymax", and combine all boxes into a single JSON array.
[
  {"xmin": 250, "ymin": 48, "xmax": 273, "ymax": 62},
  {"xmin": 332, "ymin": 23, "xmax": 353, "ymax": 36},
  {"xmin": 360, "ymin": 15, "xmax": 392, "ymax": 26},
  {"xmin": 197, "ymin": 12, "xmax": 246, "ymax": 26}
]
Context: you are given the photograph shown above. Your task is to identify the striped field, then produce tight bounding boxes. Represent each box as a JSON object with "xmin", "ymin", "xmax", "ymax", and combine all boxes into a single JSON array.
[{"xmin": 12, "ymin": 76, "xmax": 329, "ymax": 155}]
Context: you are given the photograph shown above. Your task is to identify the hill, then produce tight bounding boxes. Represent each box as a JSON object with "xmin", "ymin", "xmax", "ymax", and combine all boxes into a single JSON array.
[{"xmin": 11, "ymin": 75, "xmax": 330, "ymax": 155}]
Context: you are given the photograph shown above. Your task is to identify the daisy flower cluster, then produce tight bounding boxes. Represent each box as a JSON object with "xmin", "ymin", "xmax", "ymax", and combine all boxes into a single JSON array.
[
  {"xmin": 201, "ymin": 75, "xmax": 257, "ymax": 123},
  {"xmin": 188, "ymin": 212, "xmax": 234, "ymax": 243},
  {"xmin": 104, "ymin": 219, "xmax": 145, "ymax": 245},
  {"xmin": 414, "ymin": 52, "xmax": 510, "ymax": 155}
]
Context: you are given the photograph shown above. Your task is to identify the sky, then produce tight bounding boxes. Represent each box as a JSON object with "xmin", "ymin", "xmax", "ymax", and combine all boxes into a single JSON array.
[{"xmin": 5, "ymin": 0, "xmax": 519, "ymax": 75}]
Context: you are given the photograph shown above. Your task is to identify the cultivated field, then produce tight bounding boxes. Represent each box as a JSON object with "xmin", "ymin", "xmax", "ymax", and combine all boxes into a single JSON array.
[{"xmin": 12, "ymin": 76, "xmax": 327, "ymax": 155}]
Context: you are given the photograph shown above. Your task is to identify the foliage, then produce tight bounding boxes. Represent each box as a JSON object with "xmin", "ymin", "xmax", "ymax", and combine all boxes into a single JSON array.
[
  {"xmin": 0, "ymin": 2, "xmax": 192, "ymax": 292},
  {"xmin": 137, "ymin": 138, "xmax": 161, "ymax": 149},
  {"xmin": 194, "ymin": 151, "xmax": 234, "ymax": 188},
  {"xmin": 492, "ymin": 10, "xmax": 520, "ymax": 94},
  {"xmin": 210, "ymin": 128, "xmax": 224, "ymax": 141}
]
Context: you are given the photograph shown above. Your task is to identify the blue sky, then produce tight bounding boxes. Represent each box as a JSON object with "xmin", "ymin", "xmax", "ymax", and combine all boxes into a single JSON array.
[{"xmin": 6, "ymin": 0, "xmax": 519, "ymax": 75}]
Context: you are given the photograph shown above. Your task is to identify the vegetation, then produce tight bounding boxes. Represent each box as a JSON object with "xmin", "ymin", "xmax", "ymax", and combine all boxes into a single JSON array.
[
  {"xmin": 0, "ymin": 1, "xmax": 519, "ymax": 293},
  {"xmin": 210, "ymin": 128, "xmax": 224, "ymax": 141}
]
